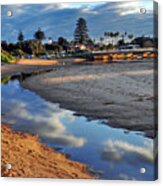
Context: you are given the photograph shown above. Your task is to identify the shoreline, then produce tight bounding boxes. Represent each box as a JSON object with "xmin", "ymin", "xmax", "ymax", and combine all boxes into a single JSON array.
[
  {"xmin": 1, "ymin": 58, "xmax": 86, "ymax": 78},
  {"xmin": 1, "ymin": 124, "xmax": 93, "ymax": 178},
  {"xmin": 1, "ymin": 61, "xmax": 157, "ymax": 140},
  {"xmin": 20, "ymin": 62, "xmax": 157, "ymax": 138}
]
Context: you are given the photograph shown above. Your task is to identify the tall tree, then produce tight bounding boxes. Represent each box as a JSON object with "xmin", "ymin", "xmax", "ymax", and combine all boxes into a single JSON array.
[
  {"xmin": 121, "ymin": 34, "xmax": 125, "ymax": 44},
  {"xmin": 114, "ymin": 32, "xmax": 119, "ymax": 45},
  {"xmin": 74, "ymin": 18, "xmax": 90, "ymax": 45},
  {"xmin": 100, "ymin": 37, "xmax": 104, "ymax": 44},
  {"xmin": 110, "ymin": 32, "xmax": 114, "ymax": 45},
  {"xmin": 104, "ymin": 32, "xmax": 110, "ymax": 44},
  {"xmin": 1, "ymin": 41, "xmax": 8, "ymax": 51},
  {"xmin": 58, "ymin": 37, "xmax": 69, "ymax": 52},
  {"xmin": 34, "ymin": 28, "xmax": 45, "ymax": 42},
  {"xmin": 124, "ymin": 32, "xmax": 128, "ymax": 42},
  {"xmin": 18, "ymin": 31, "xmax": 24, "ymax": 42},
  {"xmin": 128, "ymin": 34, "xmax": 134, "ymax": 43},
  {"xmin": 58, "ymin": 37, "xmax": 68, "ymax": 46},
  {"xmin": 34, "ymin": 28, "xmax": 45, "ymax": 55}
]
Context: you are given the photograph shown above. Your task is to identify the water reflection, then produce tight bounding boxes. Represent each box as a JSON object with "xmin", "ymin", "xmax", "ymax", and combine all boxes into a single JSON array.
[
  {"xmin": 2, "ymin": 87, "xmax": 86, "ymax": 147},
  {"xmin": 1, "ymin": 80, "xmax": 156, "ymax": 180},
  {"xmin": 102, "ymin": 139, "xmax": 154, "ymax": 164}
]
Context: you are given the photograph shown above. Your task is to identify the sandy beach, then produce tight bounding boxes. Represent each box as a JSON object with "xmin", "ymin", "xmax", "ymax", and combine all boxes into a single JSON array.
[
  {"xmin": 20, "ymin": 62, "xmax": 157, "ymax": 138},
  {"xmin": 1, "ymin": 60, "xmax": 157, "ymax": 178},
  {"xmin": 1, "ymin": 1, "xmax": 158, "ymax": 180},
  {"xmin": 1, "ymin": 124, "xmax": 92, "ymax": 178}
]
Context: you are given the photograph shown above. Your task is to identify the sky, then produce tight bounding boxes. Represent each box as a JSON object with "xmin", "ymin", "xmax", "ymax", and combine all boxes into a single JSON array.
[{"xmin": 1, "ymin": 0, "xmax": 155, "ymax": 43}]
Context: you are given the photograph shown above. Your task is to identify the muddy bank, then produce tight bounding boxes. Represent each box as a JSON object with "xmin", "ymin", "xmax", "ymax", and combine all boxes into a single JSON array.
[
  {"xmin": 1, "ymin": 58, "xmax": 88, "ymax": 78},
  {"xmin": 1, "ymin": 124, "xmax": 93, "ymax": 178},
  {"xmin": 21, "ymin": 62, "xmax": 157, "ymax": 138},
  {"xmin": 1, "ymin": 63, "xmax": 56, "ymax": 78}
]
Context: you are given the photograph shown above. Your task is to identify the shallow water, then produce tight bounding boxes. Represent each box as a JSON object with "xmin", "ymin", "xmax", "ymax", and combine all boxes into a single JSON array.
[{"xmin": 1, "ymin": 79, "xmax": 156, "ymax": 180}]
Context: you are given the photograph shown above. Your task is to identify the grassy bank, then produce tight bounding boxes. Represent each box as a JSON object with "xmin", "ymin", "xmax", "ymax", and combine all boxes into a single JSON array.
[{"xmin": 1, "ymin": 50, "xmax": 16, "ymax": 63}]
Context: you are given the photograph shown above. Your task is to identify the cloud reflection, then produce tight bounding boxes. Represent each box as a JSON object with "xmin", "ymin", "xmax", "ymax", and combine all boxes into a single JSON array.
[
  {"xmin": 119, "ymin": 173, "xmax": 136, "ymax": 180},
  {"xmin": 102, "ymin": 139, "xmax": 155, "ymax": 164},
  {"xmin": 3, "ymin": 99, "xmax": 86, "ymax": 148}
]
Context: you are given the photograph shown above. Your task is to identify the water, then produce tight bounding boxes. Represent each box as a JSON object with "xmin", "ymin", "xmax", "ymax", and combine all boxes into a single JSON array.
[{"xmin": 1, "ymin": 79, "xmax": 156, "ymax": 180}]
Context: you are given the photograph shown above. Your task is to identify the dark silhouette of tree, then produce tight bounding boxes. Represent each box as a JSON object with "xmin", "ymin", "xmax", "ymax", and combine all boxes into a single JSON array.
[
  {"xmin": 104, "ymin": 32, "xmax": 120, "ymax": 48},
  {"xmin": 17, "ymin": 31, "xmax": 24, "ymax": 52},
  {"xmin": 123, "ymin": 32, "xmax": 128, "ymax": 42},
  {"xmin": 18, "ymin": 31, "xmax": 24, "ymax": 42},
  {"xmin": 58, "ymin": 37, "xmax": 68, "ymax": 46},
  {"xmin": 128, "ymin": 34, "xmax": 134, "ymax": 43},
  {"xmin": 34, "ymin": 28, "xmax": 45, "ymax": 41},
  {"xmin": 100, "ymin": 37, "xmax": 104, "ymax": 44},
  {"xmin": 104, "ymin": 32, "xmax": 110, "ymax": 44},
  {"xmin": 121, "ymin": 34, "xmax": 125, "ymax": 44},
  {"xmin": 114, "ymin": 32, "xmax": 120, "ymax": 45},
  {"xmin": 58, "ymin": 37, "xmax": 69, "ymax": 52},
  {"xmin": 1, "ymin": 41, "xmax": 8, "ymax": 51},
  {"xmin": 118, "ymin": 39, "xmax": 125, "ymax": 46},
  {"xmin": 34, "ymin": 28, "xmax": 46, "ymax": 55},
  {"xmin": 23, "ymin": 40, "xmax": 36, "ymax": 55},
  {"xmin": 110, "ymin": 32, "xmax": 114, "ymax": 44},
  {"xmin": 74, "ymin": 18, "xmax": 90, "ymax": 45}
]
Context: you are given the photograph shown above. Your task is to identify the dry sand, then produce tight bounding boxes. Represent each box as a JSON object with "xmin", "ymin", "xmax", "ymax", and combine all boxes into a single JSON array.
[
  {"xmin": 21, "ymin": 62, "xmax": 157, "ymax": 138},
  {"xmin": 1, "ymin": 124, "xmax": 92, "ymax": 178},
  {"xmin": 15, "ymin": 59, "xmax": 59, "ymax": 65}
]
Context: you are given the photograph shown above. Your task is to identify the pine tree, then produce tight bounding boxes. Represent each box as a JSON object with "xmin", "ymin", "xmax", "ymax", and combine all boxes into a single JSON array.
[
  {"xmin": 34, "ymin": 28, "xmax": 45, "ymax": 55},
  {"xmin": 34, "ymin": 28, "xmax": 45, "ymax": 41},
  {"xmin": 74, "ymin": 18, "xmax": 90, "ymax": 45},
  {"xmin": 18, "ymin": 31, "xmax": 24, "ymax": 42}
]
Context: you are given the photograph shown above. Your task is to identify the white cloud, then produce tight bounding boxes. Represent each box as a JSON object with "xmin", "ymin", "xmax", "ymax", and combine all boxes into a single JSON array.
[
  {"xmin": 105, "ymin": 1, "xmax": 153, "ymax": 16},
  {"xmin": 118, "ymin": 9, "xmax": 139, "ymax": 16},
  {"xmin": 107, "ymin": 1, "xmax": 138, "ymax": 10},
  {"xmin": 4, "ymin": 4, "xmax": 26, "ymax": 16},
  {"xmin": 1, "ymin": 2, "xmax": 154, "ymax": 42},
  {"xmin": 80, "ymin": 7, "xmax": 98, "ymax": 15},
  {"xmin": 42, "ymin": 3, "xmax": 69, "ymax": 12}
]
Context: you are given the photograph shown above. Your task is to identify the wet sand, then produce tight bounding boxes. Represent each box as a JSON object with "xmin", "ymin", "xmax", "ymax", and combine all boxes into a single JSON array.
[
  {"xmin": 1, "ymin": 124, "xmax": 92, "ymax": 178},
  {"xmin": 1, "ymin": 63, "xmax": 56, "ymax": 78},
  {"xmin": 21, "ymin": 62, "xmax": 157, "ymax": 138},
  {"xmin": 1, "ymin": 58, "xmax": 86, "ymax": 78}
]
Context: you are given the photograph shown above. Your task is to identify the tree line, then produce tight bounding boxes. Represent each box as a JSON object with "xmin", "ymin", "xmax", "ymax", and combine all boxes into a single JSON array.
[{"xmin": 1, "ymin": 17, "xmax": 156, "ymax": 58}]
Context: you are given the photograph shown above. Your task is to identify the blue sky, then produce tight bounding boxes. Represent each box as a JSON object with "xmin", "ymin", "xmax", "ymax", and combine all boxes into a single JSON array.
[{"xmin": 1, "ymin": 1, "xmax": 155, "ymax": 43}]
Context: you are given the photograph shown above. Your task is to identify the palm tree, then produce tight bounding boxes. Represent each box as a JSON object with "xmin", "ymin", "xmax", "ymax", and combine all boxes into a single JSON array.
[
  {"xmin": 121, "ymin": 34, "xmax": 125, "ymax": 44},
  {"xmin": 114, "ymin": 32, "xmax": 119, "ymax": 45},
  {"xmin": 104, "ymin": 32, "xmax": 109, "ymax": 44},
  {"xmin": 100, "ymin": 37, "xmax": 104, "ymax": 45},
  {"xmin": 110, "ymin": 32, "xmax": 114, "ymax": 45},
  {"xmin": 128, "ymin": 34, "xmax": 134, "ymax": 43},
  {"xmin": 124, "ymin": 32, "xmax": 128, "ymax": 42}
]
